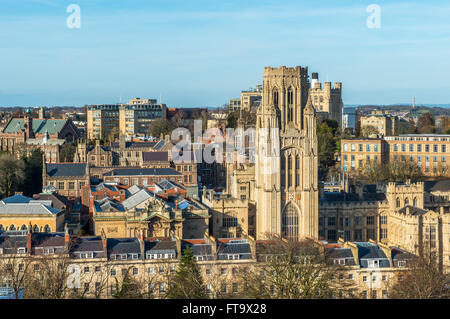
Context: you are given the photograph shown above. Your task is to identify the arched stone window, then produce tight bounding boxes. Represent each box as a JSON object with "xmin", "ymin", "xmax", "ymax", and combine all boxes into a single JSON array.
[
  {"xmin": 282, "ymin": 203, "xmax": 299, "ymax": 241},
  {"xmin": 287, "ymin": 87, "xmax": 294, "ymax": 122},
  {"xmin": 9, "ymin": 225, "xmax": 16, "ymax": 231},
  {"xmin": 413, "ymin": 197, "xmax": 418, "ymax": 207},
  {"xmin": 287, "ymin": 155, "xmax": 292, "ymax": 187},
  {"xmin": 281, "ymin": 153, "xmax": 286, "ymax": 187},
  {"xmin": 396, "ymin": 197, "xmax": 400, "ymax": 208},
  {"xmin": 273, "ymin": 89, "xmax": 279, "ymax": 107},
  {"xmin": 44, "ymin": 225, "xmax": 51, "ymax": 233},
  {"xmin": 295, "ymin": 155, "xmax": 301, "ymax": 187},
  {"xmin": 20, "ymin": 224, "xmax": 27, "ymax": 231},
  {"xmin": 0, "ymin": 225, "xmax": 4, "ymax": 231},
  {"xmin": 33, "ymin": 225, "xmax": 39, "ymax": 233},
  {"xmin": 404, "ymin": 198, "xmax": 409, "ymax": 206}
]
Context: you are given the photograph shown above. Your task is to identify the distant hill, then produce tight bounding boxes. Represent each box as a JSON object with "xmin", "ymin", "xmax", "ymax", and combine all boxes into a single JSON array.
[{"xmin": 345, "ymin": 104, "xmax": 450, "ymax": 117}]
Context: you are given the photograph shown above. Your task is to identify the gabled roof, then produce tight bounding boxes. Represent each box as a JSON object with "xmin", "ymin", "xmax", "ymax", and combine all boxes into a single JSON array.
[
  {"xmin": 127, "ymin": 185, "xmax": 143, "ymax": 196},
  {"xmin": 94, "ymin": 198, "xmax": 124, "ymax": 212},
  {"xmin": 122, "ymin": 189, "xmax": 154, "ymax": 210},
  {"xmin": 46, "ymin": 163, "xmax": 87, "ymax": 177},
  {"xmin": 3, "ymin": 118, "xmax": 68, "ymax": 135}
]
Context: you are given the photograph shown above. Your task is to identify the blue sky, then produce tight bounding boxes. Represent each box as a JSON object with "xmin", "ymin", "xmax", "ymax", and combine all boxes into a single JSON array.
[{"xmin": 0, "ymin": 0, "xmax": 450, "ymax": 107}]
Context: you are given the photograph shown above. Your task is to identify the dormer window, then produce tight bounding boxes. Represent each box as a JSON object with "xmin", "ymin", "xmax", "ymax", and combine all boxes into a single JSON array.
[
  {"xmin": 227, "ymin": 254, "xmax": 239, "ymax": 260},
  {"xmin": 17, "ymin": 248, "xmax": 26, "ymax": 254},
  {"xmin": 130, "ymin": 253, "xmax": 139, "ymax": 260},
  {"xmin": 44, "ymin": 248, "xmax": 54, "ymax": 255},
  {"xmin": 398, "ymin": 260, "xmax": 406, "ymax": 268},
  {"xmin": 80, "ymin": 252, "xmax": 94, "ymax": 259},
  {"xmin": 367, "ymin": 259, "xmax": 380, "ymax": 268}
]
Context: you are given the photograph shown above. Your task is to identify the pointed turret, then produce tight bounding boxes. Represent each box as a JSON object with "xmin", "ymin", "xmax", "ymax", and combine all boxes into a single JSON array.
[{"xmin": 304, "ymin": 94, "xmax": 315, "ymax": 115}]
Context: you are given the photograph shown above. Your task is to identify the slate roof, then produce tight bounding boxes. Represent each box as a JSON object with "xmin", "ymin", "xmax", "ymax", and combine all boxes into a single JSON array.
[
  {"xmin": 111, "ymin": 141, "xmax": 157, "ymax": 149},
  {"xmin": 32, "ymin": 193, "xmax": 68, "ymax": 211},
  {"xmin": 144, "ymin": 240, "xmax": 177, "ymax": 254},
  {"xmin": 0, "ymin": 234, "xmax": 27, "ymax": 250},
  {"xmin": 424, "ymin": 180, "xmax": 450, "ymax": 192},
  {"xmin": 31, "ymin": 232, "xmax": 65, "ymax": 247},
  {"xmin": 46, "ymin": 163, "xmax": 87, "ymax": 177},
  {"xmin": 70, "ymin": 236, "xmax": 104, "ymax": 253},
  {"xmin": 182, "ymin": 243, "xmax": 212, "ymax": 256},
  {"xmin": 142, "ymin": 151, "xmax": 169, "ymax": 162},
  {"xmin": 0, "ymin": 202, "xmax": 61, "ymax": 215},
  {"xmin": 391, "ymin": 247, "xmax": 416, "ymax": 261},
  {"xmin": 3, "ymin": 118, "xmax": 68, "ymax": 135},
  {"xmin": 355, "ymin": 242, "xmax": 390, "ymax": 268},
  {"xmin": 217, "ymin": 242, "xmax": 252, "ymax": 259},
  {"xmin": 1, "ymin": 195, "xmax": 34, "ymax": 204},
  {"xmin": 107, "ymin": 238, "xmax": 140, "ymax": 255},
  {"xmin": 103, "ymin": 168, "xmax": 181, "ymax": 177},
  {"xmin": 320, "ymin": 192, "xmax": 386, "ymax": 202},
  {"xmin": 326, "ymin": 247, "xmax": 355, "ymax": 259}
]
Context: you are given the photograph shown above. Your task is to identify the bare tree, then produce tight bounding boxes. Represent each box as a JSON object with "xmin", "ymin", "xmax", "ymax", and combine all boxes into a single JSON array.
[
  {"xmin": 0, "ymin": 243, "xmax": 33, "ymax": 299},
  {"xmin": 239, "ymin": 235, "xmax": 352, "ymax": 299},
  {"xmin": 388, "ymin": 250, "xmax": 450, "ymax": 299}
]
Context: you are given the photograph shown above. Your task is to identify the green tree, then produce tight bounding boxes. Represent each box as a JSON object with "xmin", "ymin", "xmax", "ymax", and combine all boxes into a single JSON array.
[
  {"xmin": 113, "ymin": 267, "xmax": 145, "ymax": 299},
  {"xmin": 59, "ymin": 143, "xmax": 77, "ymax": 162},
  {"xmin": 22, "ymin": 149, "xmax": 43, "ymax": 196},
  {"xmin": 226, "ymin": 111, "xmax": 238, "ymax": 129},
  {"xmin": 167, "ymin": 246, "xmax": 207, "ymax": 299},
  {"xmin": 0, "ymin": 154, "xmax": 25, "ymax": 197}
]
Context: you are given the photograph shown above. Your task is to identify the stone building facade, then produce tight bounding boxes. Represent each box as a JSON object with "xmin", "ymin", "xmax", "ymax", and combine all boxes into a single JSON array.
[{"xmin": 255, "ymin": 66, "xmax": 319, "ymax": 241}]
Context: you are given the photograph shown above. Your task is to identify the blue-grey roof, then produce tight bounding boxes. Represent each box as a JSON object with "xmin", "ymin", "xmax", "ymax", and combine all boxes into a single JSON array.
[
  {"xmin": 144, "ymin": 240, "xmax": 176, "ymax": 255},
  {"xmin": 104, "ymin": 168, "xmax": 182, "ymax": 177},
  {"xmin": 46, "ymin": 163, "xmax": 87, "ymax": 177},
  {"xmin": 70, "ymin": 236, "xmax": 104, "ymax": 254},
  {"xmin": 1, "ymin": 194, "xmax": 34, "ymax": 204},
  {"xmin": 182, "ymin": 243, "xmax": 212, "ymax": 256},
  {"xmin": 355, "ymin": 242, "xmax": 390, "ymax": 268},
  {"xmin": 217, "ymin": 242, "xmax": 252, "ymax": 260},
  {"xmin": 107, "ymin": 238, "xmax": 140, "ymax": 255},
  {"xmin": 326, "ymin": 247, "xmax": 355, "ymax": 259}
]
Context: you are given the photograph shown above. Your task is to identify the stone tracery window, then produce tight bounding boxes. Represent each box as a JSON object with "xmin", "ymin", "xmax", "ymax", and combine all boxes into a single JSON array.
[
  {"xmin": 273, "ymin": 89, "xmax": 279, "ymax": 107},
  {"xmin": 282, "ymin": 203, "xmax": 299, "ymax": 241}
]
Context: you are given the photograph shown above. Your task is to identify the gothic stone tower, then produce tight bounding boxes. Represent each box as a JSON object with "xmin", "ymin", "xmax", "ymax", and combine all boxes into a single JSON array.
[{"xmin": 255, "ymin": 66, "xmax": 318, "ymax": 241}]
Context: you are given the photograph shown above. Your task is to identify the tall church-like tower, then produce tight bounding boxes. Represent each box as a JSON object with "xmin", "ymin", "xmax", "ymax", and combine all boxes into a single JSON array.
[{"xmin": 255, "ymin": 66, "xmax": 318, "ymax": 240}]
